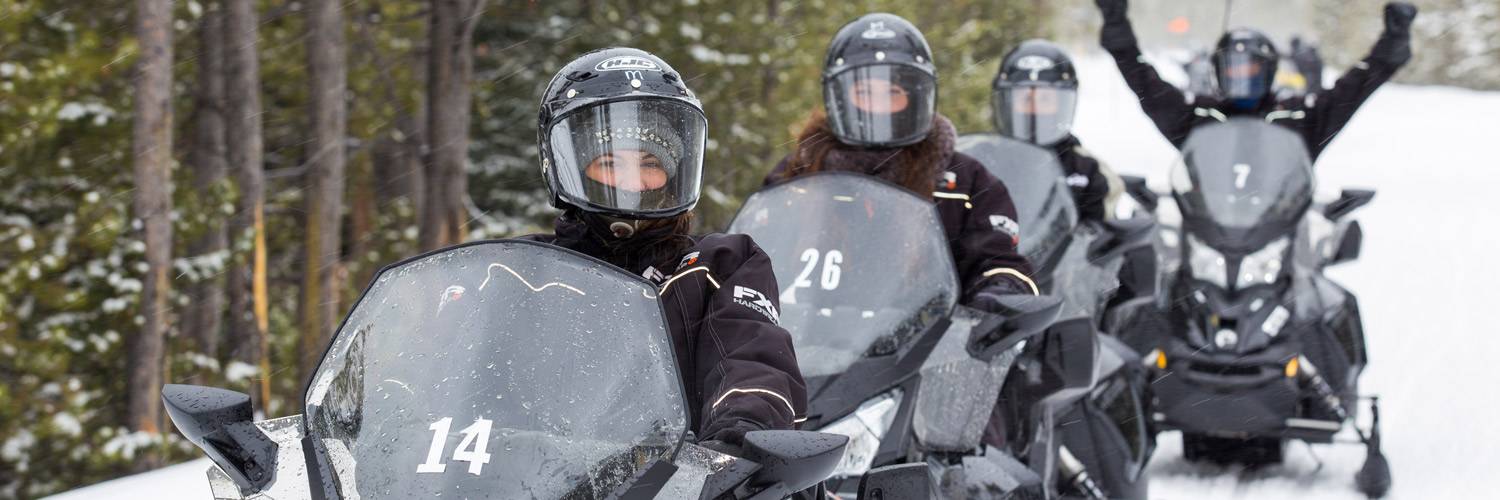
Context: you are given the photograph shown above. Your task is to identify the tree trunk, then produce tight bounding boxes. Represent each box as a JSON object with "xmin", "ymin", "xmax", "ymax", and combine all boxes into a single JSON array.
[
  {"xmin": 186, "ymin": 3, "xmax": 229, "ymax": 359},
  {"xmin": 419, "ymin": 0, "xmax": 485, "ymax": 250},
  {"xmin": 224, "ymin": 0, "xmax": 272, "ymax": 413},
  {"xmin": 299, "ymin": 0, "xmax": 349, "ymax": 392},
  {"xmin": 128, "ymin": 0, "xmax": 174, "ymax": 440}
]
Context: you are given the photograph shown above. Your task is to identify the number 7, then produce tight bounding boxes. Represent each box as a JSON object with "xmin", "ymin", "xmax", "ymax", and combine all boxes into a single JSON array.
[{"xmin": 1233, "ymin": 163, "xmax": 1252, "ymax": 189}]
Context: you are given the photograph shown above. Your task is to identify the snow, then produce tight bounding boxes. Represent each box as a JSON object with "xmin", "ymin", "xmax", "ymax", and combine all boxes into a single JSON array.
[
  {"xmin": 41, "ymin": 459, "xmax": 213, "ymax": 500},
  {"xmin": 1074, "ymin": 52, "xmax": 1500, "ymax": 499},
  {"xmin": 46, "ymin": 54, "xmax": 1500, "ymax": 500}
]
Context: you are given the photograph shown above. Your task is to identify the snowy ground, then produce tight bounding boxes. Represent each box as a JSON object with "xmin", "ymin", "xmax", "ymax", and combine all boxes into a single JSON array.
[{"xmin": 46, "ymin": 54, "xmax": 1500, "ymax": 499}]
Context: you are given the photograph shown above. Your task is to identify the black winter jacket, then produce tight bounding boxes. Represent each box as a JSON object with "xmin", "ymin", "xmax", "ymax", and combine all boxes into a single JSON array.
[
  {"xmin": 521, "ymin": 215, "xmax": 807, "ymax": 445},
  {"xmin": 765, "ymin": 118, "xmax": 1039, "ymax": 299},
  {"xmin": 1100, "ymin": 14, "xmax": 1411, "ymax": 161}
]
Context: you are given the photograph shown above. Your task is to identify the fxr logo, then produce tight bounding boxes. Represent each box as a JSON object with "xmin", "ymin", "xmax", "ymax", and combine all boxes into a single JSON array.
[{"xmin": 733, "ymin": 285, "xmax": 780, "ymax": 324}]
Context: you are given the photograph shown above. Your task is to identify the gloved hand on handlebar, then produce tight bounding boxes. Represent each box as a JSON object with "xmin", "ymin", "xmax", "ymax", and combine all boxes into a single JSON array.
[
  {"xmin": 697, "ymin": 439, "xmax": 744, "ymax": 458},
  {"xmin": 970, "ymin": 282, "xmax": 1037, "ymax": 314}
]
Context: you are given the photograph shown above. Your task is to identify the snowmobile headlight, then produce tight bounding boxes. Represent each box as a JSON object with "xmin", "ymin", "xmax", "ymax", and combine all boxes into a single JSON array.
[
  {"xmin": 1186, "ymin": 234, "xmax": 1228, "ymax": 288},
  {"xmin": 1236, "ymin": 236, "xmax": 1290, "ymax": 290},
  {"xmin": 818, "ymin": 390, "xmax": 903, "ymax": 478}
]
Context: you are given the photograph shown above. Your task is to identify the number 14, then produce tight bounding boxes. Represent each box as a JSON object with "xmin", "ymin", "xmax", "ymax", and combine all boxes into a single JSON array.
[{"xmin": 416, "ymin": 417, "xmax": 493, "ymax": 475}]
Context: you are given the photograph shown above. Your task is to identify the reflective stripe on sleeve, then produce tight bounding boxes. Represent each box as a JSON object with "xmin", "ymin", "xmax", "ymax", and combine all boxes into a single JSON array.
[
  {"xmin": 712, "ymin": 387, "xmax": 797, "ymax": 420},
  {"xmin": 659, "ymin": 266, "xmax": 720, "ymax": 295},
  {"xmin": 983, "ymin": 267, "xmax": 1040, "ymax": 295}
]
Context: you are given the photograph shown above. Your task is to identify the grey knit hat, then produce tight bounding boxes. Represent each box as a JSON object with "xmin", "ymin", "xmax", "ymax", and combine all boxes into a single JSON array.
[{"xmin": 569, "ymin": 106, "xmax": 688, "ymax": 177}]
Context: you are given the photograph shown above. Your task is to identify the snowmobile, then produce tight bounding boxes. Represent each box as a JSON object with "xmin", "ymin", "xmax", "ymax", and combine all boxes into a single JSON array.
[
  {"xmin": 161, "ymin": 239, "xmax": 871, "ymax": 499},
  {"xmin": 957, "ymin": 134, "xmax": 1159, "ymax": 500},
  {"xmin": 1115, "ymin": 118, "xmax": 1390, "ymax": 497},
  {"xmin": 728, "ymin": 172, "xmax": 1101, "ymax": 499}
]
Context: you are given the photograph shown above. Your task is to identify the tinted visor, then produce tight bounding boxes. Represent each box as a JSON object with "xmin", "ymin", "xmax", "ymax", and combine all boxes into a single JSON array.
[
  {"xmin": 548, "ymin": 99, "xmax": 706, "ymax": 216},
  {"xmin": 1215, "ymin": 51, "xmax": 1273, "ymax": 100},
  {"xmin": 824, "ymin": 65, "xmax": 937, "ymax": 147},
  {"xmin": 993, "ymin": 85, "xmax": 1077, "ymax": 146}
]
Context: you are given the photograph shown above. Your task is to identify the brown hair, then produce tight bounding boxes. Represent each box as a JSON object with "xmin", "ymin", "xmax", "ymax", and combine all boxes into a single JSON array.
[{"xmin": 780, "ymin": 110, "xmax": 943, "ymax": 199}]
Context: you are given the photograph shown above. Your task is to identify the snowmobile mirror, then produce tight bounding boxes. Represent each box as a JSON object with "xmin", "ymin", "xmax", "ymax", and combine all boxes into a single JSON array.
[
  {"xmin": 740, "ymin": 430, "xmax": 849, "ymax": 498},
  {"xmin": 1121, "ymin": 175, "xmax": 1158, "ymax": 212},
  {"xmin": 1036, "ymin": 317, "xmax": 1101, "ymax": 406},
  {"xmin": 858, "ymin": 463, "xmax": 932, "ymax": 499},
  {"xmin": 1328, "ymin": 220, "xmax": 1364, "ymax": 266},
  {"xmin": 161, "ymin": 384, "xmax": 278, "ymax": 492},
  {"xmin": 968, "ymin": 295, "xmax": 1064, "ymax": 361},
  {"xmin": 1323, "ymin": 188, "xmax": 1375, "ymax": 221}
]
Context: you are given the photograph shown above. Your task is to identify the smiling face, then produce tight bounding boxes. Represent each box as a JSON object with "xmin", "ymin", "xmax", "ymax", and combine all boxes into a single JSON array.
[
  {"xmin": 849, "ymin": 78, "xmax": 910, "ymax": 114},
  {"xmin": 584, "ymin": 150, "xmax": 669, "ymax": 192}
]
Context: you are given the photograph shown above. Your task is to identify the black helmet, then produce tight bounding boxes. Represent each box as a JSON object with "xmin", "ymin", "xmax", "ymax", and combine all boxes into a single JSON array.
[
  {"xmin": 821, "ymin": 13, "xmax": 938, "ymax": 148},
  {"xmin": 538, "ymin": 47, "xmax": 707, "ymax": 221},
  {"xmin": 1212, "ymin": 29, "xmax": 1279, "ymax": 105},
  {"xmin": 992, "ymin": 39, "xmax": 1078, "ymax": 146}
]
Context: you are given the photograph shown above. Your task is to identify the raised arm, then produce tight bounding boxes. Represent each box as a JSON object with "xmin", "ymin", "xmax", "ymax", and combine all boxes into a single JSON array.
[
  {"xmin": 1095, "ymin": 0, "xmax": 1198, "ymax": 146},
  {"xmin": 1305, "ymin": 2, "xmax": 1416, "ymax": 159}
]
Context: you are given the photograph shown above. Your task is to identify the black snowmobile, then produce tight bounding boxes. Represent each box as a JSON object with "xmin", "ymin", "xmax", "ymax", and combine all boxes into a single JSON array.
[
  {"xmin": 1115, "ymin": 118, "xmax": 1390, "ymax": 497},
  {"xmin": 957, "ymin": 134, "xmax": 1160, "ymax": 500},
  {"xmin": 728, "ymin": 172, "xmax": 1103, "ymax": 499},
  {"xmin": 161, "ymin": 240, "xmax": 870, "ymax": 499}
]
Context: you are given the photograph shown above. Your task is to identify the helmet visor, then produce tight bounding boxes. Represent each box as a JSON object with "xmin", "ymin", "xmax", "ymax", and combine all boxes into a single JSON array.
[
  {"xmin": 548, "ymin": 99, "xmax": 706, "ymax": 216},
  {"xmin": 1215, "ymin": 51, "xmax": 1272, "ymax": 100},
  {"xmin": 824, "ymin": 65, "xmax": 936, "ymax": 147},
  {"xmin": 993, "ymin": 85, "xmax": 1077, "ymax": 146}
]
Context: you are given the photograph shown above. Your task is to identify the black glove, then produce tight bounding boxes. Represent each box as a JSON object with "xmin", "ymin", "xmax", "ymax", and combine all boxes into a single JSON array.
[
  {"xmin": 1094, "ymin": 0, "xmax": 1129, "ymax": 24},
  {"xmin": 698, "ymin": 439, "xmax": 745, "ymax": 458},
  {"xmin": 1370, "ymin": 3, "xmax": 1416, "ymax": 68},
  {"xmin": 970, "ymin": 285, "xmax": 1032, "ymax": 314},
  {"xmin": 1383, "ymin": 2, "xmax": 1418, "ymax": 37},
  {"xmin": 1094, "ymin": 0, "xmax": 1138, "ymax": 56}
]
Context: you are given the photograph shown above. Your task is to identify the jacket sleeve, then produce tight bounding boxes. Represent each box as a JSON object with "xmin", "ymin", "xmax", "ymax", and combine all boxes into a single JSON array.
[
  {"xmin": 956, "ymin": 161, "xmax": 1039, "ymax": 298},
  {"xmin": 1099, "ymin": 11, "xmax": 1197, "ymax": 147},
  {"xmin": 1304, "ymin": 30, "xmax": 1409, "ymax": 160},
  {"xmin": 695, "ymin": 236, "xmax": 808, "ymax": 444}
]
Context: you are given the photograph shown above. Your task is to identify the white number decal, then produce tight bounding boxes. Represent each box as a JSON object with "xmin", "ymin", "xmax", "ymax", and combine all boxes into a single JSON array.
[
  {"xmin": 782, "ymin": 248, "xmax": 845, "ymax": 304},
  {"xmin": 820, "ymin": 250, "xmax": 843, "ymax": 290},
  {"xmin": 452, "ymin": 419, "xmax": 493, "ymax": 475},
  {"xmin": 416, "ymin": 417, "xmax": 452, "ymax": 473},
  {"xmin": 416, "ymin": 417, "xmax": 493, "ymax": 475},
  {"xmin": 1233, "ymin": 163, "xmax": 1252, "ymax": 189}
]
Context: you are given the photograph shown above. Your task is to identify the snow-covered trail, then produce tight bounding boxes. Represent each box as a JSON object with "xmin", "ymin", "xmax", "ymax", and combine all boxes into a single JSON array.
[
  {"xmin": 1075, "ymin": 53, "xmax": 1500, "ymax": 499},
  {"xmin": 45, "ymin": 55, "xmax": 1500, "ymax": 500}
]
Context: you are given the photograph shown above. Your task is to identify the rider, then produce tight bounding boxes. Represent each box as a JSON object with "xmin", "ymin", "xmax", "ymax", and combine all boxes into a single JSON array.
[
  {"xmin": 1094, "ymin": 0, "xmax": 1418, "ymax": 160},
  {"xmin": 765, "ymin": 13, "xmax": 1039, "ymax": 301},
  {"xmin": 526, "ymin": 47, "xmax": 806, "ymax": 454},
  {"xmin": 992, "ymin": 39, "xmax": 1123, "ymax": 222}
]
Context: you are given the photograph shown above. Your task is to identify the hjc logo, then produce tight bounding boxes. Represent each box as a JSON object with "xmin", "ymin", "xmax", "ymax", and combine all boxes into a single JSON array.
[
  {"xmin": 595, "ymin": 56, "xmax": 662, "ymax": 72},
  {"xmin": 861, "ymin": 21, "xmax": 896, "ymax": 39},
  {"xmin": 1014, "ymin": 55, "xmax": 1055, "ymax": 71}
]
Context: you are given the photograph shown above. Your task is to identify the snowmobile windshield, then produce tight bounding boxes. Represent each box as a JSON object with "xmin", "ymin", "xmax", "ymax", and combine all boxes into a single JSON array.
[
  {"xmin": 956, "ymin": 133, "xmax": 1078, "ymax": 271},
  {"xmin": 728, "ymin": 173, "xmax": 958, "ymax": 377},
  {"xmin": 824, "ymin": 64, "xmax": 937, "ymax": 147},
  {"xmin": 302, "ymin": 240, "xmax": 687, "ymax": 499},
  {"xmin": 548, "ymin": 99, "xmax": 707, "ymax": 217},
  {"xmin": 1171, "ymin": 119, "xmax": 1313, "ymax": 242},
  {"xmin": 992, "ymin": 85, "xmax": 1077, "ymax": 146}
]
